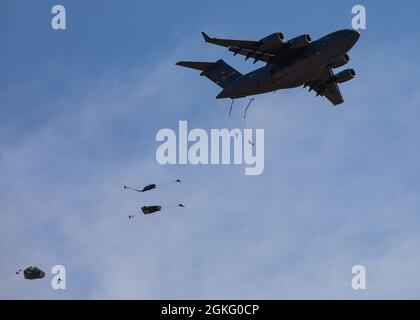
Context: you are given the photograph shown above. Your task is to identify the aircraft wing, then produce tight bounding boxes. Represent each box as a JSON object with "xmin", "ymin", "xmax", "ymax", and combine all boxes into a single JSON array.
[
  {"xmin": 307, "ymin": 69, "xmax": 344, "ymax": 106},
  {"xmin": 201, "ymin": 32, "xmax": 261, "ymax": 49},
  {"xmin": 228, "ymin": 47, "xmax": 277, "ymax": 63},
  {"xmin": 202, "ymin": 32, "xmax": 289, "ymax": 64}
]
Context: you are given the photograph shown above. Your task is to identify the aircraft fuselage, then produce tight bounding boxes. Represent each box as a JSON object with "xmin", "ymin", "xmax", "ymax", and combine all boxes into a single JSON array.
[{"xmin": 217, "ymin": 29, "xmax": 360, "ymax": 99}]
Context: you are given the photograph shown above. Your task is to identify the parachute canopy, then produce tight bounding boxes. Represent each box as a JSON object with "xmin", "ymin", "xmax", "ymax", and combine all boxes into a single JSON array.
[
  {"xmin": 21, "ymin": 266, "xmax": 45, "ymax": 280},
  {"xmin": 141, "ymin": 184, "xmax": 156, "ymax": 192},
  {"xmin": 124, "ymin": 179, "xmax": 181, "ymax": 193},
  {"xmin": 141, "ymin": 206, "xmax": 162, "ymax": 215},
  {"xmin": 141, "ymin": 204, "xmax": 185, "ymax": 215}
]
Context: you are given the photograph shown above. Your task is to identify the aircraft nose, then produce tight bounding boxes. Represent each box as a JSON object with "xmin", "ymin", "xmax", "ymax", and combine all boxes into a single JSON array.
[
  {"xmin": 351, "ymin": 29, "xmax": 360, "ymax": 40},
  {"xmin": 342, "ymin": 29, "xmax": 360, "ymax": 50},
  {"xmin": 348, "ymin": 29, "xmax": 360, "ymax": 42}
]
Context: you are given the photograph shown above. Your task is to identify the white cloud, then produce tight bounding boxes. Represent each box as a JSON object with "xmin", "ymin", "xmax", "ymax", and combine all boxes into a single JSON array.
[{"xmin": 1, "ymin": 29, "xmax": 420, "ymax": 300}]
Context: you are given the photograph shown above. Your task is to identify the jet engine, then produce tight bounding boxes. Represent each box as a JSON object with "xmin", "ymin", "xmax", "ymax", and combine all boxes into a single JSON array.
[
  {"xmin": 258, "ymin": 32, "xmax": 285, "ymax": 51},
  {"xmin": 329, "ymin": 54, "xmax": 350, "ymax": 68},
  {"xmin": 333, "ymin": 69, "xmax": 356, "ymax": 83},
  {"xmin": 287, "ymin": 34, "xmax": 312, "ymax": 49}
]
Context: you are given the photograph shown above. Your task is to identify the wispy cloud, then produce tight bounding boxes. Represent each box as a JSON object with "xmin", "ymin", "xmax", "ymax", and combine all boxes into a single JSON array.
[{"xmin": 1, "ymin": 6, "xmax": 420, "ymax": 299}]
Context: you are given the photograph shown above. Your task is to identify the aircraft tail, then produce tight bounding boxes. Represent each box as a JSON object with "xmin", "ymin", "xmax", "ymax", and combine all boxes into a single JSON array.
[{"xmin": 176, "ymin": 59, "xmax": 242, "ymax": 88}]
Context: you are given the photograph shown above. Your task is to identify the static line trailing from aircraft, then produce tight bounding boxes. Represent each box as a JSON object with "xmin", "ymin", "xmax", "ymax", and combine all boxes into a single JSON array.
[{"xmin": 176, "ymin": 29, "xmax": 360, "ymax": 106}]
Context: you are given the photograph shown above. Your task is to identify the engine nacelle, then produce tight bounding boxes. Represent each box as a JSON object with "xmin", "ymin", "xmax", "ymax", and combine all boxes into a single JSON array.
[
  {"xmin": 333, "ymin": 69, "xmax": 356, "ymax": 84},
  {"xmin": 258, "ymin": 32, "xmax": 285, "ymax": 51},
  {"xmin": 329, "ymin": 54, "xmax": 350, "ymax": 68},
  {"xmin": 287, "ymin": 34, "xmax": 311, "ymax": 49}
]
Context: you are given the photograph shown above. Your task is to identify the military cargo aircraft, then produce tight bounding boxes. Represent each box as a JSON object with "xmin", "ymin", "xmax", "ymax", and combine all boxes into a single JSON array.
[{"xmin": 176, "ymin": 29, "xmax": 360, "ymax": 105}]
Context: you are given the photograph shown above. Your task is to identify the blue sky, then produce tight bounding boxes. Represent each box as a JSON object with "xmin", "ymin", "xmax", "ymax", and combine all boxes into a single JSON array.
[{"xmin": 1, "ymin": 0, "xmax": 420, "ymax": 299}]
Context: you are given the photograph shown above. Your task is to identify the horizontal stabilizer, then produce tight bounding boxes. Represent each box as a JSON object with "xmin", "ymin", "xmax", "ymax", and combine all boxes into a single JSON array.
[{"xmin": 176, "ymin": 59, "xmax": 242, "ymax": 88}]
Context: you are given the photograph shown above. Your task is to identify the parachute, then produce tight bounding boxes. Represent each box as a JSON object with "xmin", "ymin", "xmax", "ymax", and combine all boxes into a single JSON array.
[
  {"xmin": 142, "ymin": 204, "xmax": 185, "ymax": 215},
  {"xmin": 124, "ymin": 184, "xmax": 156, "ymax": 193},
  {"xmin": 123, "ymin": 179, "xmax": 181, "ymax": 193},
  {"xmin": 141, "ymin": 205, "xmax": 162, "ymax": 215},
  {"xmin": 17, "ymin": 266, "xmax": 45, "ymax": 280},
  {"xmin": 123, "ymin": 178, "xmax": 185, "ymax": 219}
]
